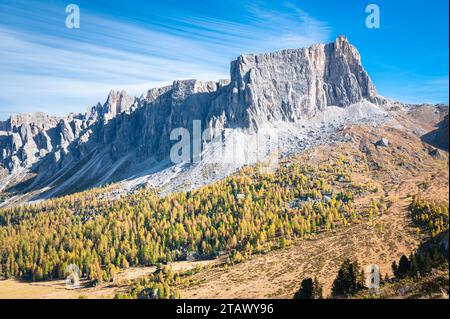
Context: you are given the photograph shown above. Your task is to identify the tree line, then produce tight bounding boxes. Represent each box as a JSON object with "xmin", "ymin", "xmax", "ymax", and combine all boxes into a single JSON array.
[{"xmin": 0, "ymin": 154, "xmax": 375, "ymax": 283}]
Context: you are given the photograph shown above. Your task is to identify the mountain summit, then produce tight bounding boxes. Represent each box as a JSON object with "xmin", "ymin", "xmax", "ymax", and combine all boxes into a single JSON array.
[{"xmin": 222, "ymin": 35, "xmax": 384, "ymax": 129}]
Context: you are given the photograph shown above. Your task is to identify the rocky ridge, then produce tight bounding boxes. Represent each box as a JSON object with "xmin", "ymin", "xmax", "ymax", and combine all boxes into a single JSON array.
[{"xmin": 0, "ymin": 36, "xmax": 393, "ymax": 200}]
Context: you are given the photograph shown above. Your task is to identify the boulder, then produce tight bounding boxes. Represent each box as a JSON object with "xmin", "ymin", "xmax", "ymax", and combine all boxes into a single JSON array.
[{"xmin": 375, "ymin": 138, "xmax": 389, "ymax": 147}]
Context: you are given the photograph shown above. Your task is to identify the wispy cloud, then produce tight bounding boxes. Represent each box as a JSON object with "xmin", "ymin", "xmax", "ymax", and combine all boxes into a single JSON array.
[
  {"xmin": 393, "ymin": 77, "xmax": 449, "ymax": 104},
  {"xmin": 370, "ymin": 62, "xmax": 449, "ymax": 105},
  {"xmin": 0, "ymin": 0, "xmax": 331, "ymax": 117}
]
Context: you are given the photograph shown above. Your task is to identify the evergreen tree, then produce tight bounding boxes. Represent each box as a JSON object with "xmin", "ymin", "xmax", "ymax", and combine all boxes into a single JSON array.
[
  {"xmin": 391, "ymin": 261, "xmax": 398, "ymax": 277},
  {"xmin": 293, "ymin": 277, "xmax": 323, "ymax": 299},
  {"xmin": 313, "ymin": 277, "xmax": 323, "ymax": 299},
  {"xmin": 293, "ymin": 278, "xmax": 314, "ymax": 299},
  {"xmin": 397, "ymin": 255, "xmax": 410, "ymax": 278},
  {"xmin": 331, "ymin": 259, "xmax": 364, "ymax": 298},
  {"xmin": 409, "ymin": 254, "xmax": 419, "ymax": 278}
]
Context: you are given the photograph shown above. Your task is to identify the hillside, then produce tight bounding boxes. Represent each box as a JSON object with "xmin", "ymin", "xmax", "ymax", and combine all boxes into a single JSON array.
[
  {"xmin": 0, "ymin": 36, "xmax": 387, "ymax": 203},
  {"xmin": 0, "ymin": 103, "xmax": 447, "ymax": 299},
  {"xmin": 176, "ymin": 116, "xmax": 449, "ymax": 299},
  {"xmin": 0, "ymin": 36, "xmax": 448, "ymax": 300}
]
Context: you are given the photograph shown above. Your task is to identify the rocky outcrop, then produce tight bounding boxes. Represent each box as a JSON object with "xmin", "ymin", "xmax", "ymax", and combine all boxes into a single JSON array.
[
  {"xmin": 0, "ymin": 36, "xmax": 386, "ymax": 198},
  {"xmin": 375, "ymin": 138, "xmax": 389, "ymax": 147},
  {"xmin": 216, "ymin": 35, "xmax": 384, "ymax": 129},
  {"xmin": 102, "ymin": 90, "xmax": 137, "ymax": 121},
  {"xmin": 0, "ymin": 113, "xmax": 61, "ymax": 170}
]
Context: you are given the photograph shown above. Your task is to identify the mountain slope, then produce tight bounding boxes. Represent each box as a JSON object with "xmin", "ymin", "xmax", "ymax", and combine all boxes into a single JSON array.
[
  {"xmin": 422, "ymin": 114, "xmax": 449, "ymax": 151},
  {"xmin": 0, "ymin": 36, "xmax": 443, "ymax": 206}
]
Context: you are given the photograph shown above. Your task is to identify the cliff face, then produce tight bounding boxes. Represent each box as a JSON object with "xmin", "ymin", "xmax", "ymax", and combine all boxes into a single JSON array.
[
  {"xmin": 219, "ymin": 35, "xmax": 382, "ymax": 129},
  {"xmin": 0, "ymin": 36, "xmax": 385, "ymax": 197}
]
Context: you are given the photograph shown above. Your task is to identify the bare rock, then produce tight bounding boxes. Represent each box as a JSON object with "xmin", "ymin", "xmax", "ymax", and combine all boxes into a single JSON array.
[
  {"xmin": 0, "ymin": 36, "xmax": 389, "ymax": 198},
  {"xmin": 375, "ymin": 138, "xmax": 389, "ymax": 147}
]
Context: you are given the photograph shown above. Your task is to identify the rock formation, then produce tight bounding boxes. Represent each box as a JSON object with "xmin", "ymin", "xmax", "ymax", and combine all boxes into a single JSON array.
[{"xmin": 0, "ymin": 36, "xmax": 387, "ymax": 198}]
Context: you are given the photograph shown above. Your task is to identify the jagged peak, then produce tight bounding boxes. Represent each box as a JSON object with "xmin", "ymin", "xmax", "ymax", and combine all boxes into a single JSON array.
[
  {"xmin": 1, "ymin": 36, "xmax": 389, "ymax": 181},
  {"xmin": 4, "ymin": 112, "xmax": 60, "ymax": 130},
  {"xmin": 334, "ymin": 35, "xmax": 349, "ymax": 44},
  {"xmin": 232, "ymin": 36, "xmax": 351, "ymax": 63}
]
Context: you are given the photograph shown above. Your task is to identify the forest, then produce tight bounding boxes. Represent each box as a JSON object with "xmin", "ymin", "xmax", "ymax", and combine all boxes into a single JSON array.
[
  {"xmin": 291, "ymin": 196, "xmax": 449, "ymax": 299},
  {"xmin": 0, "ymin": 153, "xmax": 377, "ymax": 284}
]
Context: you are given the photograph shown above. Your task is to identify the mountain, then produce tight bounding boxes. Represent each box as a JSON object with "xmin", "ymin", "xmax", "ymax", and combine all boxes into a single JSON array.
[
  {"xmin": 0, "ymin": 35, "xmax": 448, "ymax": 301},
  {"xmin": 0, "ymin": 36, "xmax": 437, "ymax": 203}
]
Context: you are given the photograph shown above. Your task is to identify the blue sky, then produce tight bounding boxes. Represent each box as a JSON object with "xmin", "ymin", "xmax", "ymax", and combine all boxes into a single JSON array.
[{"xmin": 0, "ymin": 0, "xmax": 448, "ymax": 118}]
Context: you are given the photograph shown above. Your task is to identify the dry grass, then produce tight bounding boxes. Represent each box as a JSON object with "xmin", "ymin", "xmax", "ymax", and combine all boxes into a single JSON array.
[
  {"xmin": 1, "ymin": 107, "xmax": 448, "ymax": 299},
  {"xmin": 179, "ymin": 121, "xmax": 449, "ymax": 299},
  {"xmin": 0, "ymin": 259, "xmax": 223, "ymax": 299}
]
